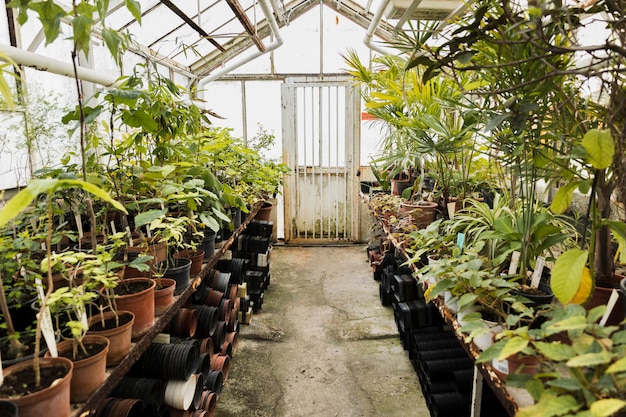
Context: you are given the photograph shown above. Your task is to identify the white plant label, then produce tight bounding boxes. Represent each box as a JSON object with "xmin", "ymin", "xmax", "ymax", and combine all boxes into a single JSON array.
[
  {"xmin": 75, "ymin": 213, "xmax": 84, "ymax": 239},
  {"xmin": 146, "ymin": 224, "xmax": 152, "ymax": 238},
  {"xmin": 447, "ymin": 202, "xmax": 457, "ymax": 218},
  {"xmin": 110, "ymin": 221, "xmax": 117, "ymax": 235},
  {"xmin": 530, "ymin": 256, "xmax": 545, "ymax": 288},
  {"xmin": 35, "ymin": 277, "xmax": 57, "ymax": 357},
  {"xmin": 492, "ymin": 358, "xmax": 509, "ymax": 375},
  {"xmin": 126, "ymin": 226, "xmax": 134, "ymax": 246},
  {"xmin": 508, "ymin": 251, "xmax": 520, "ymax": 275},
  {"xmin": 599, "ymin": 289, "xmax": 620, "ymax": 327}
]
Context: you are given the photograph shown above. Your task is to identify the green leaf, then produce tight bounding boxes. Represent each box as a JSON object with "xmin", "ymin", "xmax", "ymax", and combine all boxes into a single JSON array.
[
  {"xmin": 102, "ymin": 27, "xmax": 122, "ymax": 65},
  {"xmin": 551, "ymin": 248, "xmax": 589, "ymax": 304},
  {"xmin": 550, "ymin": 181, "xmax": 580, "ymax": 214},
  {"xmin": 582, "ymin": 129, "xmax": 614, "ymax": 170},
  {"xmin": 200, "ymin": 213, "xmax": 220, "ymax": 232},
  {"xmin": 605, "ymin": 356, "xmax": 626, "ymax": 374},
  {"xmin": 59, "ymin": 180, "xmax": 127, "ymax": 213},
  {"xmin": 498, "ymin": 336, "xmax": 528, "ymax": 361},
  {"xmin": 30, "ymin": 0, "xmax": 66, "ymax": 45},
  {"xmin": 134, "ymin": 209, "xmax": 166, "ymax": 227},
  {"xmin": 544, "ymin": 315, "xmax": 589, "ymax": 336},
  {"xmin": 124, "ymin": 0, "xmax": 142, "ymax": 23},
  {"xmin": 566, "ymin": 351, "xmax": 612, "ymax": 368},
  {"xmin": 534, "ymin": 341, "xmax": 575, "ymax": 361},
  {"xmin": 212, "ymin": 207, "xmax": 231, "ymax": 223},
  {"xmin": 589, "ymin": 399, "xmax": 626, "ymax": 417}
]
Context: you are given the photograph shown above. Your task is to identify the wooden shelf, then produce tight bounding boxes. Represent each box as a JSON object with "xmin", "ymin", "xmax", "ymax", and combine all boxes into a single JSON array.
[
  {"xmin": 363, "ymin": 193, "xmax": 532, "ymax": 417},
  {"xmin": 72, "ymin": 203, "xmax": 261, "ymax": 417}
]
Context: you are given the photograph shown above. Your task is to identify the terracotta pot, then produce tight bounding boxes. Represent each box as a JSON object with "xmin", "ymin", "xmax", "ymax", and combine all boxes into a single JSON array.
[
  {"xmin": 107, "ymin": 278, "xmax": 156, "ymax": 339},
  {"xmin": 399, "ymin": 201, "xmax": 438, "ymax": 228},
  {"xmin": 585, "ymin": 274, "xmax": 625, "ymax": 326},
  {"xmin": 254, "ymin": 202, "xmax": 273, "ymax": 221},
  {"xmin": 153, "ymin": 278, "xmax": 177, "ymax": 315},
  {"xmin": 0, "ymin": 357, "xmax": 73, "ymax": 417},
  {"xmin": 492, "ymin": 353, "xmax": 539, "ymax": 382},
  {"xmin": 125, "ymin": 238, "xmax": 167, "ymax": 277},
  {"xmin": 169, "ymin": 308, "xmax": 199, "ymax": 337},
  {"xmin": 210, "ymin": 354, "xmax": 230, "ymax": 380},
  {"xmin": 175, "ymin": 249, "xmax": 205, "ymax": 277},
  {"xmin": 87, "ymin": 310, "xmax": 135, "ymax": 366},
  {"xmin": 52, "ymin": 335, "xmax": 109, "ymax": 402}
]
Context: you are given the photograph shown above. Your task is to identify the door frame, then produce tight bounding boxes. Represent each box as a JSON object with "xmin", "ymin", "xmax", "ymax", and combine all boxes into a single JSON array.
[{"xmin": 281, "ymin": 75, "xmax": 361, "ymax": 243}]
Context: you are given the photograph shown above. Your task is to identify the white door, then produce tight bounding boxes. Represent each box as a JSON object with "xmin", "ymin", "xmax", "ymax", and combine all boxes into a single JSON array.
[{"xmin": 281, "ymin": 76, "xmax": 361, "ymax": 243}]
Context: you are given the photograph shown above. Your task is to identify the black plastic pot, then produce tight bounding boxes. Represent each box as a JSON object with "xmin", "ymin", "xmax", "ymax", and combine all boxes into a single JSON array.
[
  {"xmin": 210, "ymin": 271, "xmax": 231, "ymax": 293},
  {"xmin": 512, "ymin": 282, "xmax": 554, "ymax": 308},
  {"xmin": 131, "ymin": 342, "xmax": 199, "ymax": 380},
  {"xmin": 0, "ymin": 400, "xmax": 18, "ymax": 417},
  {"xmin": 211, "ymin": 321, "xmax": 227, "ymax": 354},
  {"xmin": 205, "ymin": 369, "xmax": 224, "ymax": 394},
  {"xmin": 160, "ymin": 258, "xmax": 192, "ymax": 295},
  {"xmin": 199, "ymin": 230, "xmax": 217, "ymax": 260},
  {"xmin": 111, "ymin": 376, "xmax": 165, "ymax": 410},
  {"xmin": 191, "ymin": 305, "xmax": 219, "ymax": 338}
]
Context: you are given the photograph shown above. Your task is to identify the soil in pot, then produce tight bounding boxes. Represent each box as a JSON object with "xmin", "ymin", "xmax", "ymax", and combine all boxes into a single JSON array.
[
  {"xmin": 0, "ymin": 356, "xmax": 73, "ymax": 417},
  {"xmin": 108, "ymin": 278, "xmax": 156, "ymax": 339}
]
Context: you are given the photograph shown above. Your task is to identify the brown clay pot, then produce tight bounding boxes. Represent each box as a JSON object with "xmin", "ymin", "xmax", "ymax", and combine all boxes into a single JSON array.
[
  {"xmin": 492, "ymin": 353, "xmax": 539, "ymax": 382},
  {"xmin": 52, "ymin": 335, "xmax": 110, "ymax": 402},
  {"xmin": 225, "ymin": 331, "xmax": 238, "ymax": 355},
  {"xmin": 210, "ymin": 354, "xmax": 230, "ymax": 380},
  {"xmin": 0, "ymin": 357, "xmax": 73, "ymax": 417},
  {"xmin": 170, "ymin": 308, "xmax": 198, "ymax": 337},
  {"xmin": 153, "ymin": 278, "xmax": 177, "ymax": 315},
  {"xmin": 254, "ymin": 202, "xmax": 273, "ymax": 220},
  {"xmin": 205, "ymin": 289, "xmax": 224, "ymax": 308},
  {"xmin": 175, "ymin": 249, "xmax": 206, "ymax": 277},
  {"xmin": 87, "ymin": 310, "xmax": 135, "ymax": 366},
  {"xmin": 108, "ymin": 278, "xmax": 156, "ymax": 339},
  {"xmin": 399, "ymin": 201, "xmax": 438, "ymax": 228},
  {"xmin": 125, "ymin": 238, "xmax": 167, "ymax": 277}
]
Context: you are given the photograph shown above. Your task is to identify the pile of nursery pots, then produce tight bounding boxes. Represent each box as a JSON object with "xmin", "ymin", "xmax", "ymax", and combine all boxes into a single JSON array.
[
  {"xmin": 94, "ymin": 268, "xmax": 242, "ymax": 417},
  {"xmin": 369, "ymin": 243, "xmax": 508, "ymax": 417}
]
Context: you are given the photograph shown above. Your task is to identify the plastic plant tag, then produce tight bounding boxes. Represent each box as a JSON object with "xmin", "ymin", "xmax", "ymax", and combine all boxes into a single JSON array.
[
  {"xmin": 457, "ymin": 233, "xmax": 465, "ymax": 254},
  {"xmin": 492, "ymin": 358, "xmax": 509, "ymax": 375},
  {"xmin": 126, "ymin": 226, "xmax": 134, "ymax": 246},
  {"xmin": 35, "ymin": 277, "xmax": 57, "ymax": 357},
  {"xmin": 146, "ymin": 224, "xmax": 152, "ymax": 238},
  {"xmin": 508, "ymin": 251, "xmax": 520, "ymax": 275},
  {"xmin": 599, "ymin": 289, "xmax": 620, "ymax": 327},
  {"xmin": 75, "ymin": 212, "xmax": 84, "ymax": 239},
  {"xmin": 530, "ymin": 256, "xmax": 545, "ymax": 288},
  {"xmin": 110, "ymin": 220, "xmax": 117, "ymax": 234},
  {"xmin": 447, "ymin": 202, "xmax": 457, "ymax": 218}
]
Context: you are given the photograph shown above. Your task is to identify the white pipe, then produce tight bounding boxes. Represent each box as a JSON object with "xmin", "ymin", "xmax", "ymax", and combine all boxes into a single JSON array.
[
  {"xmin": 198, "ymin": 0, "xmax": 283, "ymax": 86},
  {"xmin": 0, "ymin": 43, "xmax": 117, "ymax": 87},
  {"xmin": 363, "ymin": 0, "xmax": 391, "ymax": 55}
]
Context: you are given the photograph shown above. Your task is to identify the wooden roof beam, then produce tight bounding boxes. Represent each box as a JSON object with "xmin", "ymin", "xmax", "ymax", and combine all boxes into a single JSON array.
[
  {"xmin": 226, "ymin": 0, "xmax": 266, "ymax": 53},
  {"xmin": 160, "ymin": 0, "xmax": 226, "ymax": 52}
]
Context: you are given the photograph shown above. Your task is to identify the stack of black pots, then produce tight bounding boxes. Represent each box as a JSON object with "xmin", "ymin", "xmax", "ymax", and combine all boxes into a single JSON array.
[
  {"xmin": 231, "ymin": 219, "xmax": 273, "ymax": 320},
  {"xmin": 371, "ymin": 251, "xmax": 508, "ymax": 417}
]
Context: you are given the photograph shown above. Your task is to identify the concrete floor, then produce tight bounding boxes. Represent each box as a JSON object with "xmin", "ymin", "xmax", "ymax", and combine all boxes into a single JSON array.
[{"xmin": 216, "ymin": 244, "xmax": 429, "ymax": 417}]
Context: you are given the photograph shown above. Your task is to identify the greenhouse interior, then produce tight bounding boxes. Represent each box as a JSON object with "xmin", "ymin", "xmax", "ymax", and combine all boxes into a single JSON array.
[{"xmin": 1, "ymin": 0, "xmax": 626, "ymax": 416}]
